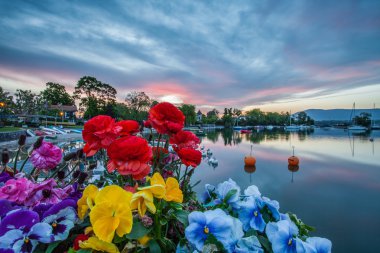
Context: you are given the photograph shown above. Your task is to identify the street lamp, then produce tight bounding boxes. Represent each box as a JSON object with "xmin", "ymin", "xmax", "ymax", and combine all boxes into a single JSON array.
[{"xmin": 59, "ymin": 111, "xmax": 64, "ymax": 123}]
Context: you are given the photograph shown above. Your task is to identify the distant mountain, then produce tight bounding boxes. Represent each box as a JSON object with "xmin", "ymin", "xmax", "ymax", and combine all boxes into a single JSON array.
[{"xmin": 297, "ymin": 109, "xmax": 380, "ymax": 121}]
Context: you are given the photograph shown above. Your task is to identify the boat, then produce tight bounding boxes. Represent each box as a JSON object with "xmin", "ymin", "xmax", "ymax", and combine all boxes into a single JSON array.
[
  {"xmin": 70, "ymin": 129, "xmax": 83, "ymax": 134},
  {"xmin": 195, "ymin": 130, "xmax": 206, "ymax": 136},
  {"xmin": 371, "ymin": 103, "xmax": 380, "ymax": 130},
  {"xmin": 348, "ymin": 103, "xmax": 367, "ymax": 132},
  {"xmin": 266, "ymin": 125, "xmax": 274, "ymax": 130},
  {"xmin": 285, "ymin": 110, "xmax": 300, "ymax": 131},
  {"xmin": 26, "ymin": 129, "xmax": 36, "ymax": 137},
  {"xmin": 241, "ymin": 129, "xmax": 252, "ymax": 134},
  {"xmin": 233, "ymin": 126, "xmax": 244, "ymax": 130}
]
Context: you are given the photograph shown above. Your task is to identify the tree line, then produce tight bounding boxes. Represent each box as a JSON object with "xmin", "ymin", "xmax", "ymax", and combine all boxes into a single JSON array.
[{"xmin": 1, "ymin": 75, "xmax": 315, "ymax": 127}]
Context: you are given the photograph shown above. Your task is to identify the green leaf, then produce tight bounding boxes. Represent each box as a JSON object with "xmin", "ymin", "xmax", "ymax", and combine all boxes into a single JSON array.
[
  {"xmin": 173, "ymin": 210, "xmax": 189, "ymax": 227},
  {"xmin": 258, "ymin": 235, "xmax": 273, "ymax": 253},
  {"xmin": 45, "ymin": 241, "xmax": 61, "ymax": 253},
  {"xmin": 245, "ymin": 229, "xmax": 258, "ymax": 237},
  {"xmin": 77, "ymin": 250, "xmax": 92, "ymax": 253},
  {"xmin": 160, "ymin": 237, "xmax": 176, "ymax": 251},
  {"xmin": 67, "ymin": 248, "xmax": 76, "ymax": 253},
  {"xmin": 148, "ymin": 239, "xmax": 161, "ymax": 253},
  {"xmin": 224, "ymin": 189, "xmax": 237, "ymax": 203},
  {"xmin": 113, "ymin": 234, "xmax": 126, "ymax": 244},
  {"xmin": 125, "ymin": 221, "xmax": 151, "ymax": 240},
  {"xmin": 160, "ymin": 218, "xmax": 168, "ymax": 225}
]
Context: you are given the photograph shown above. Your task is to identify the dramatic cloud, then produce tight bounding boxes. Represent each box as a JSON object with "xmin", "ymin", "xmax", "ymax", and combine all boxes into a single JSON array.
[{"xmin": 0, "ymin": 0, "xmax": 379, "ymax": 111}]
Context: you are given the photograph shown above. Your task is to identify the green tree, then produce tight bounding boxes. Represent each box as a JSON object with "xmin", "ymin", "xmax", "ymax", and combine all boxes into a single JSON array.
[
  {"xmin": 124, "ymin": 91, "xmax": 151, "ymax": 121},
  {"xmin": 73, "ymin": 76, "xmax": 117, "ymax": 119},
  {"xmin": 179, "ymin": 104, "xmax": 196, "ymax": 126},
  {"xmin": 40, "ymin": 82, "xmax": 74, "ymax": 105},
  {"xmin": 0, "ymin": 86, "xmax": 16, "ymax": 115},
  {"xmin": 203, "ymin": 109, "xmax": 219, "ymax": 124},
  {"xmin": 354, "ymin": 112, "xmax": 371, "ymax": 127},
  {"xmin": 14, "ymin": 89, "xmax": 40, "ymax": 115}
]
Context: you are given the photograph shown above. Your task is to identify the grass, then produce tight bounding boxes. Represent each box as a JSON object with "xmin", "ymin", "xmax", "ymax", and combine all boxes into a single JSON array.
[{"xmin": 0, "ymin": 126, "xmax": 22, "ymax": 132}]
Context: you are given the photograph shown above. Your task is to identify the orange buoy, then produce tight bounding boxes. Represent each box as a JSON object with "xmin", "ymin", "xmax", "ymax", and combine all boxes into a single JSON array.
[
  {"xmin": 288, "ymin": 146, "xmax": 299, "ymax": 166},
  {"xmin": 245, "ymin": 145, "xmax": 256, "ymax": 166},
  {"xmin": 288, "ymin": 156, "xmax": 299, "ymax": 166},
  {"xmin": 244, "ymin": 156, "xmax": 256, "ymax": 166}
]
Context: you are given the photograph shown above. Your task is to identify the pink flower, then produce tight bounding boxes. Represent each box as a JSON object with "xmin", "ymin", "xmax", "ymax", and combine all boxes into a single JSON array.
[
  {"xmin": 30, "ymin": 141, "xmax": 62, "ymax": 171},
  {"xmin": 24, "ymin": 178, "xmax": 73, "ymax": 207},
  {"xmin": 0, "ymin": 178, "xmax": 34, "ymax": 204}
]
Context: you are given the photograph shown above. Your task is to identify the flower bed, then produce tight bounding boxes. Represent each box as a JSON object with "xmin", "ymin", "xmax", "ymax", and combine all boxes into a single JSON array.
[{"xmin": 0, "ymin": 102, "xmax": 331, "ymax": 253}]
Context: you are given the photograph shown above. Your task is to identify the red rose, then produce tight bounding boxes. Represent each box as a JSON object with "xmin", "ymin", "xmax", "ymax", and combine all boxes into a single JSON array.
[
  {"xmin": 177, "ymin": 148, "xmax": 202, "ymax": 168},
  {"xmin": 143, "ymin": 120, "xmax": 152, "ymax": 128},
  {"xmin": 116, "ymin": 120, "xmax": 140, "ymax": 136},
  {"xmin": 73, "ymin": 234, "xmax": 89, "ymax": 250},
  {"xmin": 148, "ymin": 102, "xmax": 185, "ymax": 134},
  {"xmin": 170, "ymin": 130, "xmax": 200, "ymax": 151},
  {"xmin": 107, "ymin": 136, "xmax": 152, "ymax": 180},
  {"xmin": 82, "ymin": 115, "xmax": 121, "ymax": 156}
]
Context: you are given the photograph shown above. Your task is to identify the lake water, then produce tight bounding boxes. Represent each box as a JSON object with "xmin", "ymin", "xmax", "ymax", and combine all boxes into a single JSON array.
[
  {"xmin": 192, "ymin": 128, "xmax": 380, "ymax": 253},
  {"xmin": 2, "ymin": 129, "xmax": 379, "ymax": 252}
]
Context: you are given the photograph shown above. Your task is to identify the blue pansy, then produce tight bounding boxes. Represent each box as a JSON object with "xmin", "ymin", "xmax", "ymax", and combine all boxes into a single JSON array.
[
  {"xmin": 185, "ymin": 208, "xmax": 243, "ymax": 252},
  {"xmin": 243, "ymin": 185, "xmax": 261, "ymax": 198},
  {"xmin": 238, "ymin": 197, "xmax": 266, "ymax": 232},
  {"xmin": 0, "ymin": 210, "xmax": 52, "ymax": 253},
  {"xmin": 266, "ymin": 220, "xmax": 315, "ymax": 253},
  {"xmin": 216, "ymin": 178, "xmax": 241, "ymax": 209},
  {"xmin": 42, "ymin": 205, "xmax": 76, "ymax": 241},
  {"xmin": 306, "ymin": 237, "xmax": 332, "ymax": 253},
  {"xmin": 235, "ymin": 236, "xmax": 264, "ymax": 253},
  {"xmin": 259, "ymin": 197, "xmax": 280, "ymax": 221}
]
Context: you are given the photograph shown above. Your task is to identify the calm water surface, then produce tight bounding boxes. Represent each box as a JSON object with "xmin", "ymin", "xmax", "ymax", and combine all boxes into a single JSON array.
[{"xmin": 192, "ymin": 128, "xmax": 380, "ymax": 253}]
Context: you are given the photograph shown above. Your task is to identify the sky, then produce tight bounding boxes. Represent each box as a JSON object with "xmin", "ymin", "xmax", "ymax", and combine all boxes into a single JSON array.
[{"xmin": 0, "ymin": 0, "xmax": 380, "ymax": 113}]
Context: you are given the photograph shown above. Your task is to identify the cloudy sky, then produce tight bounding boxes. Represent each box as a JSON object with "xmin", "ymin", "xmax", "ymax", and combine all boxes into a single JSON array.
[{"xmin": 1, "ymin": 0, "xmax": 380, "ymax": 112}]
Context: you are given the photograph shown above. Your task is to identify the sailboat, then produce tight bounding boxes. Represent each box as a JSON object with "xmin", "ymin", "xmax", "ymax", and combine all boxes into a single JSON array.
[
  {"xmin": 371, "ymin": 103, "xmax": 380, "ymax": 130},
  {"xmin": 285, "ymin": 110, "xmax": 300, "ymax": 131},
  {"xmin": 348, "ymin": 103, "xmax": 367, "ymax": 132}
]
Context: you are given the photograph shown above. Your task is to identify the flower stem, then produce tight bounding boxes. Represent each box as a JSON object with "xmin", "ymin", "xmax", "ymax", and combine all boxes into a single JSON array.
[
  {"xmin": 18, "ymin": 155, "xmax": 30, "ymax": 173},
  {"xmin": 13, "ymin": 147, "xmax": 21, "ymax": 172}
]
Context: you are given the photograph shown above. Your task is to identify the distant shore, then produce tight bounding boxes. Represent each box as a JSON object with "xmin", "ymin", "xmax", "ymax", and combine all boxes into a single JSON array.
[{"xmin": 0, "ymin": 133, "xmax": 82, "ymax": 149}]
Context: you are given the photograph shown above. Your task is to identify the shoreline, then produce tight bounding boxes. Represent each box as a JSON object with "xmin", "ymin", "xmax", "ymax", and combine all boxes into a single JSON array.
[{"xmin": 0, "ymin": 133, "xmax": 83, "ymax": 149}]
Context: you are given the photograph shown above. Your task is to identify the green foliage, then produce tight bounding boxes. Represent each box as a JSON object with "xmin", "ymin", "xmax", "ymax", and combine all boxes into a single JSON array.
[
  {"xmin": 125, "ymin": 221, "xmax": 151, "ymax": 240},
  {"xmin": 124, "ymin": 91, "xmax": 152, "ymax": 121},
  {"xmin": 14, "ymin": 89, "xmax": 40, "ymax": 115},
  {"xmin": 73, "ymin": 76, "xmax": 117, "ymax": 119},
  {"xmin": 353, "ymin": 112, "xmax": 371, "ymax": 127},
  {"xmin": 288, "ymin": 212, "xmax": 315, "ymax": 239},
  {"xmin": 41, "ymin": 82, "xmax": 74, "ymax": 106},
  {"xmin": 179, "ymin": 104, "xmax": 196, "ymax": 126},
  {"xmin": 0, "ymin": 86, "xmax": 16, "ymax": 115}
]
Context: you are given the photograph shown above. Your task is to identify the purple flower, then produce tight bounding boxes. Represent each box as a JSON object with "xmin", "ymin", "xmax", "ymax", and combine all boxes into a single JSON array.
[
  {"xmin": 24, "ymin": 179, "xmax": 73, "ymax": 207},
  {"xmin": 0, "ymin": 210, "xmax": 52, "ymax": 253},
  {"xmin": 42, "ymin": 206, "xmax": 76, "ymax": 241},
  {"xmin": 0, "ymin": 200, "xmax": 20, "ymax": 219},
  {"xmin": 0, "ymin": 178, "xmax": 34, "ymax": 205},
  {"xmin": 30, "ymin": 141, "xmax": 62, "ymax": 171},
  {"xmin": 0, "ymin": 172, "xmax": 12, "ymax": 184}
]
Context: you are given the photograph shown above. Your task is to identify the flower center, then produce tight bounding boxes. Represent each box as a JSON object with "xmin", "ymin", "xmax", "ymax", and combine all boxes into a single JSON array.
[
  {"xmin": 42, "ymin": 189, "xmax": 52, "ymax": 198},
  {"xmin": 203, "ymin": 226, "xmax": 209, "ymax": 234},
  {"xmin": 24, "ymin": 238, "xmax": 30, "ymax": 244},
  {"xmin": 254, "ymin": 211, "xmax": 258, "ymax": 217},
  {"xmin": 288, "ymin": 238, "xmax": 293, "ymax": 245},
  {"xmin": 52, "ymin": 222, "xmax": 57, "ymax": 228}
]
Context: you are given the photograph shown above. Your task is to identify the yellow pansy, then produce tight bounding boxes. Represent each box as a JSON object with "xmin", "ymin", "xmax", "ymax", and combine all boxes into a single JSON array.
[
  {"xmin": 149, "ymin": 172, "xmax": 183, "ymax": 203},
  {"xmin": 164, "ymin": 177, "xmax": 183, "ymax": 203},
  {"xmin": 90, "ymin": 185, "xmax": 133, "ymax": 243},
  {"xmin": 80, "ymin": 236, "xmax": 120, "ymax": 253},
  {"xmin": 77, "ymin": 184, "xmax": 99, "ymax": 219},
  {"xmin": 130, "ymin": 189, "xmax": 157, "ymax": 217},
  {"xmin": 138, "ymin": 235, "xmax": 151, "ymax": 246}
]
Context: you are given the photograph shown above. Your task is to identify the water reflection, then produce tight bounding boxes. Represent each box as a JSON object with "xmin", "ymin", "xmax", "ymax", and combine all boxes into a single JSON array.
[{"xmin": 193, "ymin": 128, "xmax": 380, "ymax": 253}]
